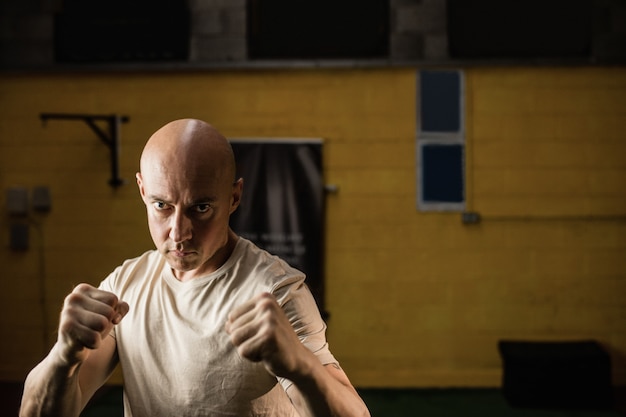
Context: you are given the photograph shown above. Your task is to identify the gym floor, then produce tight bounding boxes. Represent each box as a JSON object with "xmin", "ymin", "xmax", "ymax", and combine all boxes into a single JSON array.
[{"xmin": 3, "ymin": 382, "xmax": 624, "ymax": 417}]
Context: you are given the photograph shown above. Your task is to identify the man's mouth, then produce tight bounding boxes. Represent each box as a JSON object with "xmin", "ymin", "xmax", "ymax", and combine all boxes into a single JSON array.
[{"xmin": 170, "ymin": 249, "xmax": 194, "ymax": 258}]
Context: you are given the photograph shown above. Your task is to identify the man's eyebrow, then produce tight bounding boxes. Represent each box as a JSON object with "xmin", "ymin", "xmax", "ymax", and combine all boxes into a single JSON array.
[
  {"xmin": 191, "ymin": 196, "xmax": 218, "ymax": 205},
  {"xmin": 147, "ymin": 194, "xmax": 169, "ymax": 202},
  {"xmin": 146, "ymin": 194, "xmax": 218, "ymax": 204}
]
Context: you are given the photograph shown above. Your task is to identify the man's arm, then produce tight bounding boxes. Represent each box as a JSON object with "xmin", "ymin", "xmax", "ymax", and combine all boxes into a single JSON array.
[
  {"xmin": 285, "ymin": 362, "xmax": 370, "ymax": 417},
  {"xmin": 20, "ymin": 284, "xmax": 128, "ymax": 417},
  {"xmin": 225, "ymin": 292, "xmax": 370, "ymax": 417}
]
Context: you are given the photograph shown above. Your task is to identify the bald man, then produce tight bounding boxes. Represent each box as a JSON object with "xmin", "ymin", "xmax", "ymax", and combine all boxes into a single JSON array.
[{"xmin": 20, "ymin": 119, "xmax": 370, "ymax": 417}]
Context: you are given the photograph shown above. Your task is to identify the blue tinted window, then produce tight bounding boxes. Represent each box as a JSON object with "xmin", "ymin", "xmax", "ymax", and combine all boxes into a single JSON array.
[
  {"xmin": 420, "ymin": 71, "xmax": 461, "ymax": 133},
  {"xmin": 421, "ymin": 143, "xmax": 464, "ymax": 203}
]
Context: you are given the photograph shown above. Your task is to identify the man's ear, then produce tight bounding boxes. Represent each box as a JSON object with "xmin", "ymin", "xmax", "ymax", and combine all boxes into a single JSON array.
[
  {"xmin": 136, "ymin": 172, "xmax": 146, "ymax": 201},
  {"xmin": 229, "ymin": 178, "xmax": 243, "ymax": 214}
]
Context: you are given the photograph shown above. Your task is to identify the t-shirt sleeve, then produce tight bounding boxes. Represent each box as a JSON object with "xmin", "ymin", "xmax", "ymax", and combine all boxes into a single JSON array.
[
  {"xmin": 98, "ymin": 268, "xmax": 120, "ymax": 339},
  {"xmin": 272, "ymin": 277, "xmax": 338, "ymax": 391}
]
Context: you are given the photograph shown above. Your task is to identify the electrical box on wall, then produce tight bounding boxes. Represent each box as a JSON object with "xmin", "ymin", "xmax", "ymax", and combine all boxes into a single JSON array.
[
  {"xmin": 32, "ymin": 186, "xmax": 52, "ymax": 212},
  {"xmin": 10, "ymin": 222, "xmax": 29, "ymax": 250},
  {"xmin": 5, "ymin": 186, "xmax": 51, "ymax": 250},
  {"xmin": 6, "ymin": 187, "xmax": 29, "ymax": 216}
]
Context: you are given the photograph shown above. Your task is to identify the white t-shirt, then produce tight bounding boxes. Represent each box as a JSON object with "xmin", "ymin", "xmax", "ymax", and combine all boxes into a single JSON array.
[{"xmin": 99, "ymin": 237, "xmax": 336, "ymax": 417}]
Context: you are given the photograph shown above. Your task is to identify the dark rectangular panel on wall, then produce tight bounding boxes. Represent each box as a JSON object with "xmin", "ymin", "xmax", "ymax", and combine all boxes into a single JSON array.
[
  {"xmin": 229, "ymin": 139, "xmax": 327, "ymax": 315},
  {"xmin": 421, "ymin": 143, "xmax": 465, "ymax": 204},
  {"xmin": 447, "ymin": 0, "xmax": 592, "ymax": 60},
  {"xmin": 420, "ymin": 70, "xmax": 462, "ymax": 133},
  {"xmin": 54, "ymin": 1, "xmax": 189, "ymax": 63},
  {"xmin": 247, "ymin": 0, "xmax": 389, "ymax": 59}
]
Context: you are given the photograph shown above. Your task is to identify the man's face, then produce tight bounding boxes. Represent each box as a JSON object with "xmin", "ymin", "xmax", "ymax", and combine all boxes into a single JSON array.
[{"xmin": 136, "ymin": 161, "xmax": 241, "ymax": 280}]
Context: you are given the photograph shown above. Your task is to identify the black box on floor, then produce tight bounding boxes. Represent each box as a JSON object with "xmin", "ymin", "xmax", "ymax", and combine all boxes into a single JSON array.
[{"xmin": 498, "ymin": 340, "xmax": 613, "ymax": 409}]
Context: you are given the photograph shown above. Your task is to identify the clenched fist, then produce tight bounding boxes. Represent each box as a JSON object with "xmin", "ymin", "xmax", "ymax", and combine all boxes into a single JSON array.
[
  {"xmin": 56, "ymin": 283, "xmax": 129, "ymax": 366},
  {"xmin": 225, "ymin": 292, "xmax": 312, "ymax": 381}
]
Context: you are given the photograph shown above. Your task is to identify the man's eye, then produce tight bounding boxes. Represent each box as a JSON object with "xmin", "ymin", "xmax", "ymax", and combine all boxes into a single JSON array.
[
  {"xmin": 196, "ymin": 204, "xmax": 211, "ymax": 213},
  {"xmin": 153, "ymin": 201, "xmax": 168, "ymax": 210}
]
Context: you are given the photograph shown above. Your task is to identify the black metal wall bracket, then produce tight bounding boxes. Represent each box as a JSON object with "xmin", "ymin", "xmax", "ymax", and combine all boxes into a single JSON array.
[{"xmin": 40, "ymin": 113, "xmax": 130, "ymax": 188}]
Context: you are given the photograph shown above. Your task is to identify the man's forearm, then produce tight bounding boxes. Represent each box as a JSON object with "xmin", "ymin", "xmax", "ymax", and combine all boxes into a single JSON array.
[
  {"xmin": 288, "ymin": 360, "xmax": 370, "ymax": 417},
  {"xmin": 20, "ymin": 346, "xmax": 83, "ymax": 417}
]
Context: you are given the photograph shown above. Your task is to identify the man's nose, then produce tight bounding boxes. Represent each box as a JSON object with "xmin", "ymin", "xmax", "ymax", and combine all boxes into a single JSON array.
[{"xmin": 169, "ymin": 211, "xmax": 192, "ymax": 243}]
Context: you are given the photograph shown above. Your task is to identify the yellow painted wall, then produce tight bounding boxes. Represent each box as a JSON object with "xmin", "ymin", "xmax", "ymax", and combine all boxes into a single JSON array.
[{"xmin": 0, "ymin": 66, "xmax": 625, "ymax": 388}]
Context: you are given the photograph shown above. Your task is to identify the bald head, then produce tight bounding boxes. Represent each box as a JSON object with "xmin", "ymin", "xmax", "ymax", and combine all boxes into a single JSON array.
[
  {"xmin": 136, "ymin": 119, "xmax": 243, "ymax": 280},
  {"xmin": 139, "ymin": 119, "xmax": 236, "ymax": 186}
]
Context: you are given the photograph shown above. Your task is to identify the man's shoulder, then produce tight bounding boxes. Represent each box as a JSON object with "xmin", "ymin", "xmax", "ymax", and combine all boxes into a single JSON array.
[
  {"xmin": 236, "ymin": 238, "xmax": 303, "ymax": 281},
  {"xmin": 100, "ymin": 249, "xmax": 163, "ymax": 290}
]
